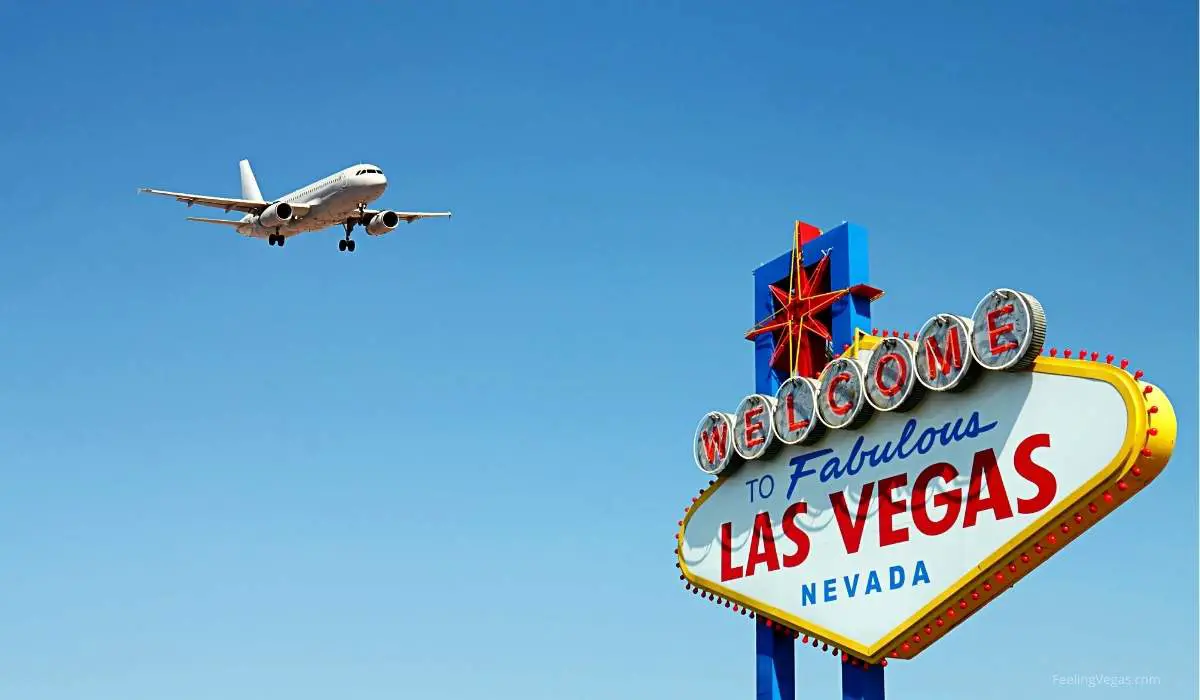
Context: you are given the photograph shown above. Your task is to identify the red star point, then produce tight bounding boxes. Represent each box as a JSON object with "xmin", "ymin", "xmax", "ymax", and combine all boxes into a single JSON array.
[{"xmin": 746, "ymin": 221, "xmax": 885, "ymax": 379}]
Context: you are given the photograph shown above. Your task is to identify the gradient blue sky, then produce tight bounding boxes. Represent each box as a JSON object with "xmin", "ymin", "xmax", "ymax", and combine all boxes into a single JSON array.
[{"xmin": 1, "ymin": 2, "xmax": 1195, "ymax": 699}]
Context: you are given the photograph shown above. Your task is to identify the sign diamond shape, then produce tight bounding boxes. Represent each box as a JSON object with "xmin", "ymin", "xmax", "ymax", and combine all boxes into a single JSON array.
[{"xmin": 679, "ymin": 334, "xmax": 1176, "ymax": 663}]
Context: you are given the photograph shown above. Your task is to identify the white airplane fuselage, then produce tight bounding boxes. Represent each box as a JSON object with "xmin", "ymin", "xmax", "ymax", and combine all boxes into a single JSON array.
[
  {"xmin": 238, "ymin": 163, "xmax": 388, "ymax": 238},
  {"xmin": 140, "ymin": 159, "xmax": 449, "ymax": 252}
]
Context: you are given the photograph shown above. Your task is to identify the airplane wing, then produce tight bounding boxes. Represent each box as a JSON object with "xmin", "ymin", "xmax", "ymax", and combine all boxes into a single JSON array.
[
  {"xmin": 364, "ymin": 208, "xmax": 453, "ymax": 223},
  {"xmin": 187, "ymin": 217, "xmax": 245, "ymax": 226},
  {"xmin": 139, "ymin": 188, "xmax": 311, "ymax": 216}
]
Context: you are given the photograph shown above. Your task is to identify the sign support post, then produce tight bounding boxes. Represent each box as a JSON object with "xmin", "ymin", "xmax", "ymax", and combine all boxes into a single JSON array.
[
  {"xmin": 841, "ymin": 662, "xmax": 885, "ymax": 700},
  {"xmin": 756, "ymin": 620, "xmax": 796, "ymax": 700}
]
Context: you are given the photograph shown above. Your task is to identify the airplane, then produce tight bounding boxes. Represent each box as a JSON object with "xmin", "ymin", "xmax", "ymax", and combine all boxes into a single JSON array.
[{"xmin": 139, "ymin": 160, "xmax": 451, "ymax": 252}]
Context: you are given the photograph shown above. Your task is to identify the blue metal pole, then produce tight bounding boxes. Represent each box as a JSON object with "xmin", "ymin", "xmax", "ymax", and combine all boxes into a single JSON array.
[
  {"xmin": 841, "ymin": 662, "xmax": 885, "ymax": 700},
  {"xmin": 756, "ymin": 619, "xmax": 796, "ymax": 700}
]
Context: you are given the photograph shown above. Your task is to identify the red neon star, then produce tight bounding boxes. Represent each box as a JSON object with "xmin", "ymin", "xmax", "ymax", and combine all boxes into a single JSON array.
[{"xmin": 746, "ymin": 222, "xmax": 884, "ymax": 379}]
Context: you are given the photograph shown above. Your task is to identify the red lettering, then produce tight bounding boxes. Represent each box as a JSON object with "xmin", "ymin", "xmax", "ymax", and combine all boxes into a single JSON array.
[
  {"xmin": 700, "ymin": 423, "xmax": 728, "ymax": 465},
  {"xmin": 878, "ymin": 473, "xmax": 909, "ymax": 547},
  {"xmin": 986, "ymin": 304, "xmax": 1018, "ymax": 355},
  {"xmin": 963, "ymin": 448, "xmax": 1015, "ymax": 527},
  {"xmin": 911, "ymin": 462, "xmax": 962, "ymax": 537},
  {"xmin": 924, "ymin": 325, "xmax": 963, "ymax": 379},
  {"xmin": 743, "ymin": 406, "xmax": 766, "ymax": 448},
  {"xmin": 1014, "ymin": 433, "xmax": 1056, "ymax": 514},
  {"xmin": 828, "ymin": 372, "xmax": 853, "ymax": 416},
  {"xmin": 719, "ymin": 521, "xmax": 743, "ymax": 582},
  {"xmin": 744, "ymin": 511, "xmax": 780, "ymax": 576},
  {"xmin": 815, "ymin": 444, "xmax": 1039, "ymax": 551},
  {"xmin": 830, "ymin": 482, "xmax": 874, "ymax": 554},
  {"xmin": 780, "ymin": 501, "xmax": 811, "ymax": 568},
  {"xmin": 785, "ymin": 393, "xmax": 808, "ymax": 431},
  {"xmin": 874, "ymin": 352, "xmax": 907, "ymax": 397}
]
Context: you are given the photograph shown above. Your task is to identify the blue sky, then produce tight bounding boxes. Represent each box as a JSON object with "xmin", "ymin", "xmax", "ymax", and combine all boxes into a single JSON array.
[{"xmin": 0, "ymin": 1, "xmax": 1195, "ymax": 698}]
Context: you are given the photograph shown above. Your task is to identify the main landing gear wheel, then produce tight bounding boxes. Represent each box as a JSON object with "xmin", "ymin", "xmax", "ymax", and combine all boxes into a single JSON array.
[
  {"xmin": 340, "ymin": 220, "xmax": 357, "ymax": 253},
  {"xmin": 268, "ymin": 234, "xmax": 285, "ymax": 247}
]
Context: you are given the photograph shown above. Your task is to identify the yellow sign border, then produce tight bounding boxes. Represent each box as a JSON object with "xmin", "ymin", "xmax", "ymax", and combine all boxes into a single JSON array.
[{"xmin": 677, "ymin": 334, "xmax": 1177, "ymax": 663}]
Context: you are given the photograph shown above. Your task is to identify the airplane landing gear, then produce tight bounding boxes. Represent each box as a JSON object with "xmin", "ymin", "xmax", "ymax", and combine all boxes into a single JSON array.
[
  {"xmin": 340, "ymin": 220, "xmax": 357, "ymax": 253},
  {"xmin": 268, "ymin": 233, "xmax": 285, "ymax": 246}
]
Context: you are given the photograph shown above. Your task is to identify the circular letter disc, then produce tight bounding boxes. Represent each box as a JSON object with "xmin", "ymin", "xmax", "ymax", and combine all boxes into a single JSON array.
[
  {"xmin": 733, "ymin": 394, "xmax": 778, "ymax": 460},
  {"xmin": 969, "ymin": 288, "xmax": 1047, "ymax": 371},
  {"xmin": 915, "ymin": 314, "xmax": 977, "ymax": 392},
  {"xmin": 773, "ymin": 377, "xmax": 823, "ymax": 445},
  {"xmin": 693, "ymin": 412, "xmax": 741, "ymax": 475},
  {"xmin": 817, "ymin": 357, "xmax": 869, "ymax": 430},
  {"xmin": 865, "ymin": 337, "xmax": 922, "ymax": 412}
]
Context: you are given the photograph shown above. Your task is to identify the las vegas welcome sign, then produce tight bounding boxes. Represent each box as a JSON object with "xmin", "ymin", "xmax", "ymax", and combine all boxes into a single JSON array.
[{"xmin": 678, "ymin": 288, "xmax": 1177, "ymax": 663}]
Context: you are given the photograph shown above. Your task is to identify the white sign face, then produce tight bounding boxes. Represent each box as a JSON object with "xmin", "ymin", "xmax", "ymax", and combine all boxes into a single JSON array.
[
  {"xmin": 680, "ymin": 363, "xmax": 1162, "ymax": 659},
  {"xmin": 681, "ymin": 287, "xmax": 1177, "ymax": 662}
]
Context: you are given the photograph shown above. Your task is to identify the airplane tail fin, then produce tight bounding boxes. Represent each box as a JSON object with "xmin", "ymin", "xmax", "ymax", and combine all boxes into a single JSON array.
[{"xmin": 239, "ymin": 159, "xmax": 264, "ymax": 201}]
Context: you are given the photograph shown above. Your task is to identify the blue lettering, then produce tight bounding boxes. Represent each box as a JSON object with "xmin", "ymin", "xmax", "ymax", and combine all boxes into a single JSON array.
[
  {"xmin": 916, "ymin": 427, "xmax": 937, "ymax": 453},
  {"xmin": 787, "ymin": 450, "xmax": 829, "ymax": 499},
  {"xmin": 895, "ymin": 419, "xmax": 919, "ymax": 459},
  {"xmin": 788, "ymin": 411, "xmax": 999, "ymax": 488},
  {"xmin": 794, "ymin": 562, "xmax": 932, "ymax": 607},
  {"xmin": 758, "ymin": 474, "xmax": 775, "ymax": 500},
  {"xmin": 843, "ymin": 436, "xmax": 865, "ymax": 477},
  {"xmin": 745, "ymin": 478, "xmax": 758, "ymax": 503},
  {"xmin": 942, "ymin": 423, "xmax": 955, "ymax": 443},
  {"xmin": 861, "ymin": 444, "xmax": 884, "ymax": 470},
  {"xmin": 865, "ymin": 571, "xmax": 882, "ymax": 594},
  {"xmin": 913, "ymin": 560, "xmax": 930, "ymax": 586},
  {"xmin": 819, "ymin": 454, "xmax": 844, "ymax": 482}
]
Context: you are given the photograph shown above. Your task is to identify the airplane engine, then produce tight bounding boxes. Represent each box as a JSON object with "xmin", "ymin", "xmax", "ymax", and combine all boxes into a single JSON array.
[
  {"xmin": 256, "ymin": 201, "xmax": 293, "ymax": 228},
  {"xmin": 366, "ymin": 210, "xmax": 400, "ymax": 236}
]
